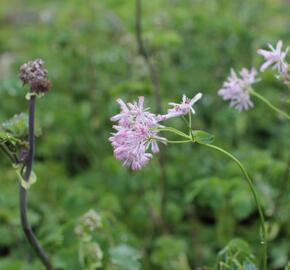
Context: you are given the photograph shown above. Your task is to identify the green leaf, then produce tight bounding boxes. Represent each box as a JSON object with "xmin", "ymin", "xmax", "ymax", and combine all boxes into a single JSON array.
[
  {"xmin": 78, "ymin": 241, "xmax": 103, "ymax": 270},
  {"xmin": 16, "ymin": 168, "xmax": 37, "ymax": 190},
  {"xmin": 0, "ymin": 130, "xmax": 9, "ymax": 141},
  {"xmin": 2, "ymin": 113, "xmax": 28, "ymax": 138},
  {"xmin": 215, "ymin": 239, "xmax": 258, "ymax": 269},
  {"xmin": 192, "ymin": 130, "xmax": 214, "ymax": 145},
  {"xmin": 25, "ymin": 92, "xmax": 45, "ymax": 100},
  {"xmin": 243, "ymin": 261, "xmax": 258, "ymax": 270},
  {"xmin": 151, "ymin": 236, "xmax": 189, "ymax": 270},
  {"xmin": 2, "ymin": 113, "xmax": 41, "ymax": 139},
  {"xmin": 109, "ymin": 244, "xmax": 141, "ymax": 270}
]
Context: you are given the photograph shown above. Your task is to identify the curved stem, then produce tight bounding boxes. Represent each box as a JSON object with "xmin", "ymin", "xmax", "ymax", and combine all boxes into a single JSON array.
[
  {"xmin": 160, "ymin": 125, "xmax": 267, "ymax": 268},
  {"xmin": 158, "ymin": 126, "xmax": 267, "ymax": 267},
  {"xmin": 202, "ymin": 143, "xmax": 267, "ymax": 270},
  {"xmin": 19, "ymin": 96, "xmax": 53, "ymax": 269},
  {"xmin": 251, "ymin": 89, "xmax": 290, "ymax": 121}
]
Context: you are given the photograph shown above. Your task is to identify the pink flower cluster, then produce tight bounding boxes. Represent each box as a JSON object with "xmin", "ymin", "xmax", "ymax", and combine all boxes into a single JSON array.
[
  {"xmin": 218, "ymin": 68, "xmax": 258, "ymax": 112},
  {"xmin": 257, "ymin": 40, "xmax": 289, "ymax": 79},
  {"xmin": 219, "ymin": 40, "xmax": 290, "ymax": 111},
  {"xmin": 110, "ymin": 93, "xmax": 202, "ymax": 170},
  {"xmin": 109, "ymin": 97, "xmax": 163, "ymax": 170}
]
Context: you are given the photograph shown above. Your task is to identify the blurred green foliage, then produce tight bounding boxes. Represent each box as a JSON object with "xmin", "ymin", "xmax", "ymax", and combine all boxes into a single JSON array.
[{"xmin": 0, "ymin": 0, "xmax": 289, "ymax": 269}]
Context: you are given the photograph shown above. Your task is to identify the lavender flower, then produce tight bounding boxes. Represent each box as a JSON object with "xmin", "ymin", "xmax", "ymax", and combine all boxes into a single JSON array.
[
  {"xmin": 110, "ymin": 93, "xmax": 202, "ymax": 170},
  {"xmin": 218, "ymin": 68, "xmax": 258, "ymax": 112},
  {"xmin": 109, "ymin": 97, "xmax": 166, "ymax": 170},
  {"xmin": 162, "ymin": 93, "xmax": 203, "ymax": 120},
  {"xmin": 257, "ymin": 40, "xmax": 289, "ymax": 80}
]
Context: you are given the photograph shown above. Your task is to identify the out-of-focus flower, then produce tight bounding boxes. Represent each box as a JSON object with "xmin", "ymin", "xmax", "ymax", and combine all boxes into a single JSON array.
[
  {"xmin": 257, "ymin": 40, "xmax": 289, "ymax": 79},
  {"xmin": 75, "ymin": 209, "xmax": 102, "ymax": 238},
  {"xmin": 109, "ymin": 97, "xmax": 166, "ymax": 170},
  {"xmin": 19, "ymin": 59, "xmax": 51, "ymax": 93},
  {"xmin": 110, "ymin": 93, "xmax": 202, "ymax": 170},
  {"xmin": 218, "ymin": 68, "xmax": 258, "ymax": 112},
  {"xmin": 82, "ymin": 210, "xmax": 102, "ymax": 231}
]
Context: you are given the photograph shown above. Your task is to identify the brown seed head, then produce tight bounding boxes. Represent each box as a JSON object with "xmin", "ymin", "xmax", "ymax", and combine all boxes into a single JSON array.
[{"xmin": 19, "ymin": 59, "xmax": 51, "ymax": 93}]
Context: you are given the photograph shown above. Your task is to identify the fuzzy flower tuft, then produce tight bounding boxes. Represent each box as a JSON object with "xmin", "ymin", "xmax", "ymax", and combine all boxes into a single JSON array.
[
  {"xmin": 110, "ymin": 93, "xmax": 202, "ymax": 170},
  {"xmin": 257, "ymin": 40, "xmax": 289, "ymax": 80},
  {"xmin": 109, "ymin": 97, "xmax": 166, "ymax": 170},
  {"xmin": 218, "ymin": 68, "xmax": 258, "ymax": 112}
]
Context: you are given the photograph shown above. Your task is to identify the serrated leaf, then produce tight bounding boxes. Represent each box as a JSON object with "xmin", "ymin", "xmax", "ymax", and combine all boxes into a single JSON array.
[
  {"xmin": 2, "ymin": 113, "xmax": 41, "ymax": 138},
  {"xmin": 192, "ymin": 130, "xmax": 214, "ymax": 144},
  {"xmin": 2, "ymin": 113, "xmax": 28, "ymax": 138}
]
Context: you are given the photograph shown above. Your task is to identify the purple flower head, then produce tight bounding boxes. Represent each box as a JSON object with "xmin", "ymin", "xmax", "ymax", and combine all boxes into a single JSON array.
[
  {"xmin": 218, "ymin": 68, "xmax": 258, "ymax": 112},
  {"xmin": 109, "ymin": 96, "xmax": 166, "ymax": 170},
  {"xmin": 110, "ymin": 93, "xmax": 202, "ymax": 170},
  {"xmin": 160, "ymin": 92, "xmax": 203, "ymax": 120},
  {"xmin": 257, "ymin": 40, "xmax": 289, "ymax": 79}
]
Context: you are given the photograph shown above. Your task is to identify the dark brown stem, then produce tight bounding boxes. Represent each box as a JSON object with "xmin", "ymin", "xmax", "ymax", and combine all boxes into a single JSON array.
[
  {"xmin": 19, "ymin": 96, "xmax": 53, "ymax": 269},
  {"xmin": 135, "ymin": 0, "xmax": 162, "ymax": 112},
  {"xmin": 135, "ymin": 0, "xmax": 167, "ymax": 228}
]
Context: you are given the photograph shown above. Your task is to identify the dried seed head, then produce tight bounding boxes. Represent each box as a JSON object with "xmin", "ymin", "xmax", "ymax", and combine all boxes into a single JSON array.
[{"xmin": 19, "ymin": 59, "xmax": 51, "ymax": 94}]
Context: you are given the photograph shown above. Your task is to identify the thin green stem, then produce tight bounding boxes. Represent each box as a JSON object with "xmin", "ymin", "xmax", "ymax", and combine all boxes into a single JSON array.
[
  {"xmin": 202, "ymin": 143, "xmax": 267, "ymax": 270},
  {"xmin": 157, "ymin": 127, "xmax": 189, "ymax": 138},
  {"xmin": 159, "ymin": 126, "xmax": 267, "ymax": 268},
  {"xmin": 250, "ymin": 88, "xmax": 290, "ymax": 121},
  {"xmin": 167, "ymin": 139, "xmax": 192, "ymax": 144},
  {"xmin": 152, "ymin": 138, "xmax": 192, "ymax": 144},
  {"xmin": 188, "ymin": 112, "xmax": 192, "ymax": 138}
]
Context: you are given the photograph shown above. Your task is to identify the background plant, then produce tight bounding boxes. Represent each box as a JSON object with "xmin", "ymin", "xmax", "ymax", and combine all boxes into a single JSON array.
[{"xmin": 0, "ymin": 0, "xmax": 289, "ymax": 269}]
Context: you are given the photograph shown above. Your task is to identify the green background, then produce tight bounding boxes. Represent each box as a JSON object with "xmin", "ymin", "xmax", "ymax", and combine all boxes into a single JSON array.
[{"xmin": 0, "ymin": 0, "xmax": 289, "ymax": 269}]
